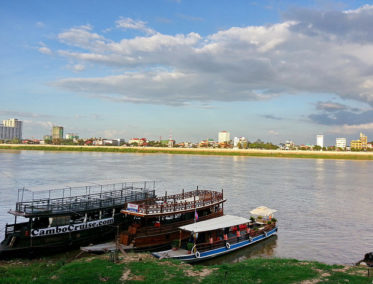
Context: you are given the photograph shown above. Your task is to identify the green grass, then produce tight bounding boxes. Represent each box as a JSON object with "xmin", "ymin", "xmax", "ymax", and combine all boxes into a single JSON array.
[
  {"xmin": 0, "ymin": 254, "xmax": 371, "ymax": 284},
  {"xmin": 1, "ymin": 144, "xmax": 373, "ymax": 160}
]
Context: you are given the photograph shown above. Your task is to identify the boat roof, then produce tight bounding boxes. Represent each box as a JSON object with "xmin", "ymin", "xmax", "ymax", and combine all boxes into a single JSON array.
[
  {"xmin": 249, "ymin": 206, "xmax": 277, "ymax": 217},
  {"xmin": 23, "ymin": 179, "xmax": 154, "ymax": 192},
  {"xmin": 179, "ymin": 215, "xmax": 251, "ymax": 233}
]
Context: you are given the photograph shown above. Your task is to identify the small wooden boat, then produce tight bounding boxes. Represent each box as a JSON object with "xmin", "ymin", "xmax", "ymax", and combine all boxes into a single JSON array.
[
  {"xmin": 119, "ymin": 188, "xmax": 226, "ymax": 250},
  {"xmin": 152, "ymin": 207, "xmax": 277, "ymax": 263}
]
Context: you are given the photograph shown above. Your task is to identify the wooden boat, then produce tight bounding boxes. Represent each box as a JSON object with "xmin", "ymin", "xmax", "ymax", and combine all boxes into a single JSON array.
[
  {"xmin": 152, "ymin": 207, "xmax": 278, "ymax": 263},
  {"xmin": 119, "ymin": 188, "xmax": 226, "ymax": 250},
  {"xmin": 0, "ymin": 181, "xmax": 155, "ymax": 258}
]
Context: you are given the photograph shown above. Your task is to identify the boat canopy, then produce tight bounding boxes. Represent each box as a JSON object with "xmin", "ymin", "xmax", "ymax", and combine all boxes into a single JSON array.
[
  {"xmin": 250, "ymin": 206, "xmax": 277, "ymax": 217},
  {"xmin": 178, "ymin": 215, "xmax": 250, "ymax": 233}
]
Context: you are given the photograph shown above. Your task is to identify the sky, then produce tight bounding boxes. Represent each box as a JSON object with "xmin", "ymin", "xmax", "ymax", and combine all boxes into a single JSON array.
[{"xmin": 1, "ymin": 0, "xmax": 373, "ymax": 145}]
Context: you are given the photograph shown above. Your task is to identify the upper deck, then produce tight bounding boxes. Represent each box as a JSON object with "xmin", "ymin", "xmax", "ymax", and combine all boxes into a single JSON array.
[
  {"xmin": 10, "ymin": 181, "xmax": 156, "ymax": 217},
  {"xmin": 121, "ymin": 189, "xmax": 225, "ymax": 217}
]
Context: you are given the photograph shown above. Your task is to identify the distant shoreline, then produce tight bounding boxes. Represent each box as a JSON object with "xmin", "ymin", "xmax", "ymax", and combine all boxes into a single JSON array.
[{"xmin": 1, "ymin": 144, "xmax": 373, "ymax": 160}]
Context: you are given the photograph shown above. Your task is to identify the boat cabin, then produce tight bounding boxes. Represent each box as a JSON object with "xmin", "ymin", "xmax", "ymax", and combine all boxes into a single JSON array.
[
  {"xmin": 153, "ymin": 207, "xmax": 278, "ymax": 263},
  {"xmin": 119, "ymin": 188, "xmax": 226, "ymax": 250}
]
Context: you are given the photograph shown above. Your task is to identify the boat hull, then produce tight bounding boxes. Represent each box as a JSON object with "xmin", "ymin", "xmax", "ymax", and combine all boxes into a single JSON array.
[{"xmin": 0, "ymin": 215, "xmax": 126, "ymax": 259}]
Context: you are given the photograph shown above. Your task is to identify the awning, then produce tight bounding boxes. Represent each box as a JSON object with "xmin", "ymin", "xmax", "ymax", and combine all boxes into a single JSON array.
[
  {"xmin": 250, "ymin": 206, "xmax": 277, "ymax": 217},
  {"xmin": 178, "ymin": 215, "xmax": 250, "ymax": 233}
]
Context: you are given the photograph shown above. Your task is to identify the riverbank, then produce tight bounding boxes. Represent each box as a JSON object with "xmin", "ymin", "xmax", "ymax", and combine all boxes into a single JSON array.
[
  {"xmin": 1, "ymin": 144, "xmax": 373, "ymax": 160},
  {"xmin": 0, "ymin": 252, "xmax": 370, "ymax": 284}
]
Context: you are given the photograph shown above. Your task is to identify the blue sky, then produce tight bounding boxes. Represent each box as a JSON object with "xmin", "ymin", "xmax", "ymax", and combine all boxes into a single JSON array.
[{"xmin": 1, "ymin": 0, "xmax": 373, "ymax": 145}]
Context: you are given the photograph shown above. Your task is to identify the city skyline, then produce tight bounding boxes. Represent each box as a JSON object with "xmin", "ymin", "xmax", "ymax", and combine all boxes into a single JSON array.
[
  {"xmin": 1, "ymin": 1, "xmax": 373, "ymax": 145},
  {"xmin": 2, "ymin": 117, "xmax": 371, "ymax": 150}
]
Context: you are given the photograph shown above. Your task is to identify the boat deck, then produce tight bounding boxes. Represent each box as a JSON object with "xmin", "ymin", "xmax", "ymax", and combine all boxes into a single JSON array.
[
  {"xmin": 154, "ymin": 249, "xmax": 189, "ymax": 259},
  {"xmin": 11, "ymin": 182, "xmax": 156, "ymax": 217},
  {"xmin": 121, "ymin": 189, "xmax": 225, "ymax": 217}
]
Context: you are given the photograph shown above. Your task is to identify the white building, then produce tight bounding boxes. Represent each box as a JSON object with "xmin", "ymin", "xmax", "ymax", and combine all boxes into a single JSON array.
[
  {"xmin": 285, "ymin": 140, "xmax": 295, "ymax": 150},
  {"xmin": 316, "ymin": 135, "xmax": 324, "ymax": 148},
  {"xmin": 233, "ymin": 137, "xmax": 240, "ymax": 148},
  {"xmin": 65, "ymin": 133, "xmax": 79, "ymax": 140},
  {"xmin": 218, "ymin": 131, "xmax": 230, "ymax": 144},
  {"xmin": 336, "ymin": 138, "xmax": 346, "ymax": 149},
  {"xmin": 0, "ymin": 118, "xmax": 22, "ymax": 141}
]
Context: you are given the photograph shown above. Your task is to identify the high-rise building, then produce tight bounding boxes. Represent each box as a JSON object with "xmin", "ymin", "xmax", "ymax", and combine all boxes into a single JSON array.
[
  {"xmin": 336, "ymin": 138, "xmax": 346, "ymax": 149},
  {"xmin": 351, "ymin": 132, "xmax": 368, "ymax": 150},
  {"xmin": 233, "ymin": 137, "xmax": 240, "ymax": 148},
  {"xmin": 316, "ymin": 135, "xmax": 324, "ymax": 148},
  {"xmin": 360, "ymin": 132, "xmax": 367, "ymax": 149},
  {"xmin": 0, "ymin": 118, "xmax": 22, "ymax": 140},
  {"xmin": 218, "ymin": 131, "xmax": 230, "ymax": 144},
  {"xmin": 52, "ymin": 126, "xmax": 64, "ymax": 140}
]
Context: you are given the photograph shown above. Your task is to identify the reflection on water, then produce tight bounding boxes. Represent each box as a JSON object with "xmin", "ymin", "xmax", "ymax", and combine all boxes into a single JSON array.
[
  {"xmin": 201, "ymin": 236, "xmax": 278, "ymax": 265},
  {"xmin": 0, "ymin": 150, "xmax": 372, "ymax": 265}
]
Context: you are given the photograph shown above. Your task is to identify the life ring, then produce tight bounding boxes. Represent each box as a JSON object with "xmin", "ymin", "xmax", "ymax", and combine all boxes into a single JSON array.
[
  {"xmin": 195, "ymin": 250, "xmax": 201, "ymax": 258},
  {"xmin": 226, "ymin": 242, "xmax": 231, "ymax": 249},
  {"xmin": 264, "ymin": 231, "xmax": 267, "ymax": 237},
  {"xmin": 249, "ymin": 236, "xmax": 252, "ymax": 242}
]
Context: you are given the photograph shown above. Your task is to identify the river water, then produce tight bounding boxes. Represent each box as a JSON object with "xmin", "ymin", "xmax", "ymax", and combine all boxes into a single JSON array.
[{"xmin": 0, "ymin": 150, "xmax": 372, "ymax": 265}]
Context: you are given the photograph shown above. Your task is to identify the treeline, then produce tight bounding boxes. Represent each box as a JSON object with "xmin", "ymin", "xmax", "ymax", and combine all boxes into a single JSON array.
[
  {"xmin": 44, "ymin": 138, "xmax": 85, "ymax": 145},
  {"xmin": 237, "ymin": 139, "xmax": 278, "ymax": 150}
]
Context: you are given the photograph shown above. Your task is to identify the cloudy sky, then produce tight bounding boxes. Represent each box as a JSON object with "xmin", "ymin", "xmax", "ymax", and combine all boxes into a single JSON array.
[{"xmin": 1, "ymin": 0, "xmax": 373, "ymax": 145}]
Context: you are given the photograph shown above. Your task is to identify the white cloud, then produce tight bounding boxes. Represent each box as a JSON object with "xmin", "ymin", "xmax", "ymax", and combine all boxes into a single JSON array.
[
  {"xmin": 268, "ymin": 130, "xmax": 279, "ymax": 136},
  {"xmin": 36, "ymin": 21, "xmax": 45, "ymax": 28},
  {"xmin": 0, "ymin": 110, "xmax": 51, "ymax": 118},
  {"xmin": 344, "ymin": 4, "xmax": 373, "ymax": 14},
  {"xmin": 58, "ymin": 25, "xmax": 108, "ymax": 51},
  {"xmin": 23, "ymin": 120, "xmax": 54, "ymax": 130},
  {"xmin": 73, "ymin": 64, "xmax": 85, "ymax": 72},
  {"xmin": 330, "ymin": 123, "xmax": 373, "ymax": 134},
  {"xmin": 116, "ymin": 17, "xmax": 155, "ymax": 35},
  {"xmin": 103, "ymin": 129, "xmax": 127, "ymax": 139},
  {"xmin": 50, "ymin": 8, "xmax": 373, "ymax": 107},
  {"xmin": 38, "ymin": 46, "xmax": 52, "ymax": 55}
]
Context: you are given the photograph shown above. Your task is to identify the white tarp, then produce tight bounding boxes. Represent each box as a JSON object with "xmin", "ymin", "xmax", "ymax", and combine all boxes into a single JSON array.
[
  {"xmin": 178, "ymin": 215, "xmax": 250, "ymax": 233},
  {"xmin": 250, "ymin": 206, "xmax": 277, "ymax": 217}
]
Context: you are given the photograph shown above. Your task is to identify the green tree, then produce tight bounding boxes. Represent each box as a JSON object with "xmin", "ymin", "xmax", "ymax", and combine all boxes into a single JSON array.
[
  {"xmin": 10, "ymin": 138, "xmax": 21, "ymax": 144},
  {"xmin": 52, "ymin": 138, "xmax": 62, "ymax": 145}
]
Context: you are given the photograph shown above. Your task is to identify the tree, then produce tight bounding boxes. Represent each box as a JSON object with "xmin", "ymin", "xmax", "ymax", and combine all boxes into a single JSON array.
[
  {"xmin": 52, "ymin": 138, "xmax": 62, "ymax": 145},
  {"xmin": 10, "ymin": 138, "xmax": 21, "ymax": 144}
]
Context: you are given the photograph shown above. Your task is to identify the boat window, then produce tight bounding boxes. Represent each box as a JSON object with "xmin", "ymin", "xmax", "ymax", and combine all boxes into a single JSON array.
[{"xmin": 50, "ymin": 216, "xmax": 70, "ymax": 226}]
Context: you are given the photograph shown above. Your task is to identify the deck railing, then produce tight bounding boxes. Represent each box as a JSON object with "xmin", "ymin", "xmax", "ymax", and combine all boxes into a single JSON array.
[
  {"xmin": 15, "ymin": 186, "xmax": 155, "ymax": 216},
  {"xmin": 134, "ymin": 190, "xmax": 224, "ymax": 215}
]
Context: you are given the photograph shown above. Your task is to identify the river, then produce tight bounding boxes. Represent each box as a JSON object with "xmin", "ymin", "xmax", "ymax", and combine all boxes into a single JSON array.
[{"xmin": 0, "ymin": 150, "xmax": 372, "ymax": 265}]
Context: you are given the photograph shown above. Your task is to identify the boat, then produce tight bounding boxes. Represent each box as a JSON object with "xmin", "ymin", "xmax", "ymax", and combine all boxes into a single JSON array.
[
  {"xmin": 118, "ymin": 188, "xmax": 226, "ymax": 251},
  {"xmin": 152, "ymin": 206, "xmax": 277, "ymax": 263},
  {"xmin": 0, "ymin": 181, "xmax": 155, "ymax": 258}
]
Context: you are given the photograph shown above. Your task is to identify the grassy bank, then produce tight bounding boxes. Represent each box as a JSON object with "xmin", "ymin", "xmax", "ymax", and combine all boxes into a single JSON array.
[
  {"xmin": 1, "ymin": 144, "xmax": 373, "ymax": 160},
  {"xmin": 0, "ymin": 253, "xmax": 371, "ymax": 284}
]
